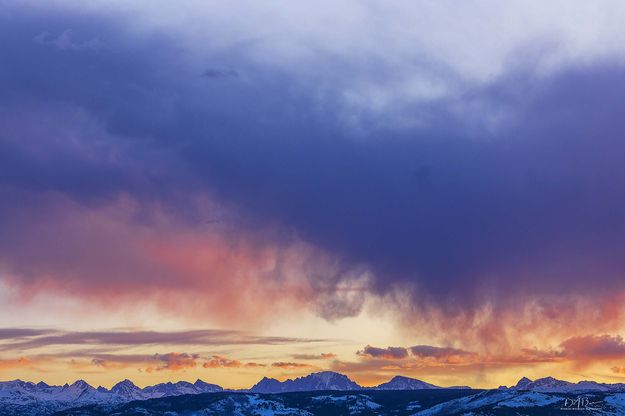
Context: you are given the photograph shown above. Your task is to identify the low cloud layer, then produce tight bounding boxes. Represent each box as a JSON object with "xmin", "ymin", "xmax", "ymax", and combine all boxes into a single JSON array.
[
  {"xmin": 358, "ymin": 345, "xmax": 476, "ymax": 363},
  {"xmin": 349, "ymin": 335, "xmax": 625, "ymax": 381},
  {"xmin": 202, "ymin": 355, "xmax": 265, "ymax": 369}
]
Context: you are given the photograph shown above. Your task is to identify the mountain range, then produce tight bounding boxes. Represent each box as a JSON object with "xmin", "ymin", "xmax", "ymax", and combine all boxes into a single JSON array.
[
  {"xmin": 3, "ymin": 372, "xmax": 625, "ymax": 415},
  {"xmin": 509, "ymin": 375, "xmax": 625, "ymax": 393},
  {"xmin": 250, "ymin": 371, "xmax": 362, "ymax": 393}
]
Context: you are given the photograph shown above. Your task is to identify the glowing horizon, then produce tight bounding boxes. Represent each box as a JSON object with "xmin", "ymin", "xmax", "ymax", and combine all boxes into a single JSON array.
[{"xmin": 2, "ymin": 0, "xmax": 625, "ymax": 392}]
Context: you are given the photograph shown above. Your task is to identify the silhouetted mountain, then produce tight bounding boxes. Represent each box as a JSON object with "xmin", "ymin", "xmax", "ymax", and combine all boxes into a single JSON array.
[
  {"xmin": 5, "ymin": 373, "xmax": 625, "ymax": 415},
  {"xmin": 250, "ymin": 371, "xmax": 361, "ymax": 393},
  {"xmin": 0, "ymin": 377, "xmax": 227, "ymax": 415},
  {"xmin": 514, "ymin": 376, "xmax": 533, "ymax": 389},
  {"xmin": 249, "ymin": 377, "xmax": 285, "ymax": 393},
  {"xmin": 512, "ymin": 376, "xmax": 625, "ymax": 393},
  {"xmin": 110, "ymin": 379, "xmax": 144, "ymax": 400},
  {"xmin": 193, "ymin": 379, "xmax": 223, "ymax": 393},
  {"xmin": 375, "ymin": 375, "xmax": 440, "ymax": 390}
]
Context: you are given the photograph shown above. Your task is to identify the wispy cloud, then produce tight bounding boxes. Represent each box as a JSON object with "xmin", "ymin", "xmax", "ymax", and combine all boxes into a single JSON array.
[
  {"xmin": 202, "ymin": 355, "xmax": 265, "ymax": 369},
  {"xmin": 291, "ymin": 352, "xmax": 336, "ymax": 360},
  {"xmin": 271, "ymin": 362, "xmax": 317, "ymax": 370},
  {"xmin": 0, "ymin": 328, "xmax": 329, "ymax": 352},
  {"xmin": 19, "ymin": 351, "xmax": 269, "ymax": 373},
  {"xmin": 0, "ymin": 328, "xmax": 51, "ymax": 339}
]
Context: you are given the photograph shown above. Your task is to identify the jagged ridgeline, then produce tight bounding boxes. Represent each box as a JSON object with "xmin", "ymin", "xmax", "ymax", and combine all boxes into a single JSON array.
[{"xmin": 2, "ymin": 372, "xmax": 625, "ymax": 415}]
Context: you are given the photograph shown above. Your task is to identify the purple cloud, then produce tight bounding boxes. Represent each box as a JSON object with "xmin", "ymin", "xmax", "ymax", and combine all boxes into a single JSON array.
[
  {"xmin": 409, "ymin": 345, "xmax": 473, "ymax": 359},
  {"xmin": 2, "ymin": 3, "xmax": 625, "ymax": 331},
  {"xmin": 0, "ymin": 328, "xmax": 328, "ymax": 352},
  {"xmin": 358, "ymin": 346, "xmax": 409, "ymax": 360}
]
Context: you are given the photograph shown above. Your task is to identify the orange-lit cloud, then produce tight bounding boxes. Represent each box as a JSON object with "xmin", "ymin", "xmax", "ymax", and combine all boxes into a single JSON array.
[
  {"xmin": 72, "ymin": 352, "xmax": 201, "ymax": 373},
  {"xmin": 149, "ymin": 353, "xmax": 199, "ymax": 372},
  {"xmin": 559, "ymin": 334, "xmax": 625, "ymax": 361},
  {"xmin": 0, "ymin": 194, "xmax": 365, "ymax": 327},
  {"xmin": 202, "ymin": 355, "xmax": 242, "ymax": 369},
  {"xmin": 201, "ymin": 355, "xmax": 264, "ymax": 369},
  {"xmin": 271, "ymin": 362, "xmax": 316, "ymax": 370},
  {"xmin": 390, "ymin": 293, "xmax": 625, "ymax": 362},
  {"xmin": 6, "ymin": 4, "xmax": 625, "ymax": 391},
  {"xmin": 67, "ymin": 351, "xmax": 266, "ymax": 373},
  {"xmin": 1, "ymin": 198, "xmax": 625, "ymax": 389},
  {"xmin": 332, "ymin": 335, "xmax": 625, "ymax": 386},
  {"xmin": 242, "ymin": 362, "xmax": 266, "ymax": 368},
  {"xmin": 4, "ymin": 193, "xmax": 625, "ymax": 373}
]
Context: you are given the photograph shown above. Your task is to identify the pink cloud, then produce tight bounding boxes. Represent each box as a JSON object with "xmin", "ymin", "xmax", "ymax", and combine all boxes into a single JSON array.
[{"xmin": 0, "ymin": 193, "xmax": 355, "ymax": 325}]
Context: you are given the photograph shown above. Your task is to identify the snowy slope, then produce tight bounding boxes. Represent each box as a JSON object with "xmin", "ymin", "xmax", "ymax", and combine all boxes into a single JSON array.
[
  {"xmin": 512, "ymin": 376, "xmax": 625, "ymax": 393},
  {"xmin": 0, "ymin": 378, "xmax": 223, "ymax": 416}
]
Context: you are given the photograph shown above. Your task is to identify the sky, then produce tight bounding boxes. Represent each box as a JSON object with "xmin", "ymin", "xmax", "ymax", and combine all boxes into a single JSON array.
[{"xmin": 2, "ymin": 0, "xmax": 625, "ymax": 389}]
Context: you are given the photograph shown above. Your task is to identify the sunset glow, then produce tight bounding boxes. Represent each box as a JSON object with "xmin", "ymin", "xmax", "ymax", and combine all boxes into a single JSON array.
[{"xmin": 2, "ymin": 0, "xmax": 625, "ymax": 395}]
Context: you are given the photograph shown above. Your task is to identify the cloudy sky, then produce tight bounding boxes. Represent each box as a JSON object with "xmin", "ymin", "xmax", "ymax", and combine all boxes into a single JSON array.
[{"xmin": 2, "ymin": 0, "xmax": 625, "ymax": 389}]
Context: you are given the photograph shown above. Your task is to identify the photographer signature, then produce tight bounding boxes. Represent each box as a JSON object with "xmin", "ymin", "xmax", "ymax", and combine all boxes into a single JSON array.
[{"xmin": 560, "ymin": 396, "xmax": 603, "ymax": 411}]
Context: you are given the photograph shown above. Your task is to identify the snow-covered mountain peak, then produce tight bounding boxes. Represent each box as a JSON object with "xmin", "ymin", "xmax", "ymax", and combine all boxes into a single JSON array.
[
  {"xmin": 375, "ymin": 375, "xmax": 440, "ymax": 390},
  {"xmin": 0, "ymin": 379, "xmax": 29, "ymax": 389},
  {"xmin": 510, "ymin": 376, "xmax": 625, "ymax": 393},
  {"xmin": 514, "ymin": 376, "xmax": 533, "ymax": 389},
  {"xmin": 193, "ymin": 379, "xmax": 223, "ymax": 392},
  {"xmin": 306, "ymin": 371, "xmax": 349, "ymax": 382},
  {"xmin": 250, "ymin": 372, "xmax": 360, "ymax": 393},
  {"xmin": 69, "ymin": 380, "xmax": 93, "ymax": 389},
  {"xmin": 110, "ymin": 379, "xmax": 143, "ymax": 399},
  {"xmin": 250, "ymin": 377, "xmax": 283, "ymax": 393},
  {"xmin": 111, "ymin": 379, "xmax": 136, "ymax": 390},
  {"xmin": 295, "ymin": 371, "xmax": 361, "ymax": 390}
]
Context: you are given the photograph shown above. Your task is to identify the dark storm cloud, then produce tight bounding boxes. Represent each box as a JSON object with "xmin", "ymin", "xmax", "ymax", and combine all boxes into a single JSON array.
[
  {"xmin": 177, "ymin": 63, "xmax": 625, "ymax": 309},
  {"xmin": 2, "ymin": 5, "xmax": 625, "ymax": 318}
]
